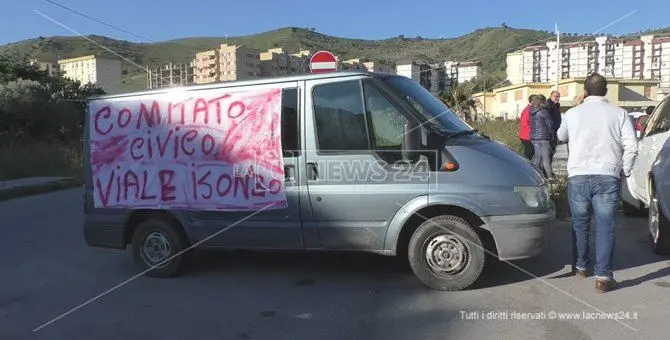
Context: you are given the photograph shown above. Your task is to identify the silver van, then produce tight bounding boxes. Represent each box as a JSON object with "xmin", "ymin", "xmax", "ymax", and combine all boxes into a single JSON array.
[{"xmin": 83, "ymin": 71, "xmax": 555, "ymax": 291}]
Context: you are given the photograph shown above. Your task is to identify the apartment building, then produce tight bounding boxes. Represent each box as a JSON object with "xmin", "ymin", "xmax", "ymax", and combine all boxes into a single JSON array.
[
  {"xmin": 362, "ymin": 61, "xmax": 394, "ymax": 73},
  {"xmin": 649, "ymin": 36, "xmax": 670, "ymax": 91},
  {"xmin": 546, "ymin": 41, "xmax": 598, "ymax": 80},
  {"xmin": 291, "ymin": 50, "xmax": 312, "ymax": 58},
  {"xmin": 341, "ymin": 58, "xmax": 394, "ymax": 73},
  {"xmin": 30, "ymin": 59, "xmax": 60, "ymax": 76},
  {"xmin": 148, "ymin": 62, "xmax": 195, "ymax": 89},
  {"xmin": 193, "ymin": 50, "xmax": 218, "ymax": 84},
  {"xmin": 518, "ymin": 46, "xmax": 550, "ymax": 83},
  {"xmin": 506, "ymin": 34, "xmax": 670, "ymax": 93},
  {"xmin": 396, "ymin": 62, "xmax": 433, "ymax": 90},
  {"xmin": 260, "ymin": 48, "xmax": 309, "ymax": 76},
  {"xmin": 57, "ymin": 55, "xmax": 122, "ymax": 94},
  {"xmin": 193, "ymin": 44, "xmax": 261, "ymax": 84},
  {"xmin": 397, "ymin": 61, "xmax": 484, "ymax": 93},
  {"xmin": 444, "ymin": 61, "xmax": 483, "ymax": 84},
  {"xmin": 193, "ymin": 45, "xmax": 397, "ymax": 85},
  {"xmin": 506, "ymin": 51, "xmax": 524, "ymax": 84},
  {"xmin": 595, "ymin": 36, "xmax": 625, "ymax": 78},
  {"xmin": 430, "ymin": 63, "xmax": 447, "ymax": 93},
  {"xmin": 341, "ymin": 58, "xmax": 366, "ymax": 71}
]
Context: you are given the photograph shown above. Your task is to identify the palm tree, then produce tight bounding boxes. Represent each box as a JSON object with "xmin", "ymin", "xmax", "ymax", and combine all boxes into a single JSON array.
[{"xmin": 438, "ymin": 82, "xmax": 477, "ymax": 122}]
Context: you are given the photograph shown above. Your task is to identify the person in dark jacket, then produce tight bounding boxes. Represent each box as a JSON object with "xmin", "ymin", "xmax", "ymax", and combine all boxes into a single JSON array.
[
  {"xmin": 547, "ymin": 91, "xmax": 562, "ymax": 161},
  {"xmin": 530, "ymin": 94, "xmax": 555, "ymax": 180}
]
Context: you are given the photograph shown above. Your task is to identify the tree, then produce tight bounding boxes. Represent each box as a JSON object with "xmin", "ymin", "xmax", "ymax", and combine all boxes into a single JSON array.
[
  {"xmin": 461, "ymin": 74, "xmax": 505, "ymax": 93},
  {"xmin": 0, "ymin": 56, "xmax": 105, "ymax": 142},
  {"xmin": 437, "ymin": 82, "xmax": 477, "ymax": 122},
  {"xmin": 0, "ymin": 55, "xmax": 48, "ymax": 83}
]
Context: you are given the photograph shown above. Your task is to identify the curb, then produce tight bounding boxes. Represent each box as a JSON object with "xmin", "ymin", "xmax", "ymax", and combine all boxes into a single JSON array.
[{"xmin": 0, "ymin": 178, "xmax": 83, "ymax": 202}]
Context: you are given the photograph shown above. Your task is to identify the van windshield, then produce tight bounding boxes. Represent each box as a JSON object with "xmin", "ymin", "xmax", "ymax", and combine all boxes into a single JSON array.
[{"xmin": 379, "ymin": 75, "xmax": 472, "ymax": 134}]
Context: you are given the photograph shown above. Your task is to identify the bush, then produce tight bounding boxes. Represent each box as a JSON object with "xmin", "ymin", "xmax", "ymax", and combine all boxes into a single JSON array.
[
  {"xmin": 0, "ymin": 57, "xmax": 103, "ymax": 181},
  {"xmin": 0, "ymin": 139, "xmax": 82, "ymax": 180},
  {"xmin": 0, "ymin": 79, "xmax": 83, "ymax": 142},
  {"xmin": 549, "ymin": 176, "xmax": 569, "ymax": 219},
  {"xmin": 472, "ymin": 119, "xmax": 523, "ymax": 156}
]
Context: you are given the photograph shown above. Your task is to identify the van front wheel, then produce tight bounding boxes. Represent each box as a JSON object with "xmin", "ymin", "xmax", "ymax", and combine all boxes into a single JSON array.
[{"xmin": 408, "ymin": 215, "xmax": 486, "ymax": 291}]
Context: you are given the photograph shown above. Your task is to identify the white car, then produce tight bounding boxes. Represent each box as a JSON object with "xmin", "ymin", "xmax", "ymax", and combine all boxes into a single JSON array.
[{"xmin": 622, "ymin": 95, "xmax": 670, "ymax": 215}]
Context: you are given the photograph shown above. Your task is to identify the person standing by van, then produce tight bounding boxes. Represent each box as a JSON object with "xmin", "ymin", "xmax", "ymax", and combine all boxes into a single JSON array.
[
  {"xmin": 530, "ymin": 94, "xmax": 555, "ymax": 180},
  {"xmin": 557, "ymin": 73, "xmax": 638, "ymax": 293},
  {"xmin": 519, "ymin": 94, "xmax": 536, "ymax": 160}
]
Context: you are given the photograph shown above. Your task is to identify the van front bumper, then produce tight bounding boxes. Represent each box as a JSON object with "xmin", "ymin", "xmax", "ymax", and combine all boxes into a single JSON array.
[{"xmin": 480, "ymin": 207, "xmax": 555, "ymax": 261}]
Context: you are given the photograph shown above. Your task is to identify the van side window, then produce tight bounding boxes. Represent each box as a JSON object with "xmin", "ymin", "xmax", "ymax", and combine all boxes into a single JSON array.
[
  {"xmin": 312, "ymin": 81, "xmax": 370, "ymax": 152},
  {"xmin": 282, "ymin": 88, "xmax": 300, "ymax": 156},
  {"xmin": 363, "ymin": 80, "xmax": 406, "ymax": 153}
]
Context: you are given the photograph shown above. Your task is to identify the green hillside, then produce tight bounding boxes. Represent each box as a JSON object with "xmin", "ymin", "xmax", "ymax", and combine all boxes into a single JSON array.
[{"xmin": 1, "ymin": 26, "xmax": 668, "ymax": 93}]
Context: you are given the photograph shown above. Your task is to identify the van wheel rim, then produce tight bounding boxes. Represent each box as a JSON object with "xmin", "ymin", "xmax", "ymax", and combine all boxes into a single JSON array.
[
  {"xmin": 424, "ymin": 234, "xmax": 469, "ymax": 275},
  {"xmin": 141, "ymin": 232, "xmax": 172, "ymax": 267},
  {"xmin": 650, "ymin": 194, "xmax": 660, "ymax": 244}
]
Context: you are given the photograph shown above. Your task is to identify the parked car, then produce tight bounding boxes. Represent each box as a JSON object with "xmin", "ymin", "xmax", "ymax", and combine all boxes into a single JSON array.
[
  {"xmin": 622, "ymin": 95, "xmax": 670, "ymax": 253},
  {"xmin": 646, "ymin": 138, "xmax": 670, "ymax": 254},
  {"xmin": 83, "ymin": 71, "xmax": 555, "ymax": 291}
]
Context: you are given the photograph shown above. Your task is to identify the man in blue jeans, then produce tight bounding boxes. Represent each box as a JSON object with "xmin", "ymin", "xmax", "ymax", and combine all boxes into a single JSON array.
[{"xmin": 557, "ymin": 73, "xmax": 638, "ymax": 293}]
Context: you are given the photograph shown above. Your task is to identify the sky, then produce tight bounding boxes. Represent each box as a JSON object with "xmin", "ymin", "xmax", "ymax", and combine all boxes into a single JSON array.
[{"xmin": 0, "ymin": 0, "xmax": 667, "ymax": 45}]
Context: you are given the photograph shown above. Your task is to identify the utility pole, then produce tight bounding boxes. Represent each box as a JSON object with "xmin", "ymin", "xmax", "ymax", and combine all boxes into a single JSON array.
[
  {"xmin": 482, "ymin": 71, "xmax": 486, "ymax": 120},
  {"xmin": 147, "ymin": 65, "xmax": 152, "ymax": 90},
  {"xmin": 169, "ymin": 62, "xmax": 174, "ymax": 88},
  {"xmin": 555, "ymin": 23, "xmax": 560, "ymax": 90}
]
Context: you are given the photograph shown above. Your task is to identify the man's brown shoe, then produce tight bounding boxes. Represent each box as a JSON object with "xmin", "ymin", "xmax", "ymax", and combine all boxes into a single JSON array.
[
  {"xmin": 573, "ymin": 268, "xmax": 588, "ymax": 278},
  {"xmin": 595, "ymin": 278, "xmax": 617, "ymax": 293}
]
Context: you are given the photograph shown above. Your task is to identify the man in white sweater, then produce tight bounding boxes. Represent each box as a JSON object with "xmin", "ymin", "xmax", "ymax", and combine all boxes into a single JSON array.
[{"xmin": 556, "ymin": 73, "xmax": 638, "ymax": 293}]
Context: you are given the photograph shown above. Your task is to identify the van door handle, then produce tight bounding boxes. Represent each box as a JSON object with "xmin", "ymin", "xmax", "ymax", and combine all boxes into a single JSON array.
[
  {"xmin": 307, "ymin": 162, "xmax": 318, "ymax": 180},
  {"xmin": 284, "ymin": 164, "xmax": 295, "ymax": 181}
]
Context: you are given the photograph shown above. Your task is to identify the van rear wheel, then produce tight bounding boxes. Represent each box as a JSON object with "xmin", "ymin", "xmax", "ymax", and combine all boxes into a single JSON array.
[
  {"xmin": 131, "ymin": 218, "xmax": 189, "ymax": 278},
  {"xmin": 408, "ymin": 215, "xmax": 486, "ymax": 291}
]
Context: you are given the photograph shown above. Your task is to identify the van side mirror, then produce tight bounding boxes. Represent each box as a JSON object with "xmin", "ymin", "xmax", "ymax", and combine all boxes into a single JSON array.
[{"xmin": 402, "ymin": 120, "xmax": 422, "ymax": 162}]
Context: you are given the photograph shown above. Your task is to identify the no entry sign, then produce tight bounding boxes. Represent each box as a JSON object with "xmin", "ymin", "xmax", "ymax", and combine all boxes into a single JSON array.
[{"xmin": 309, "ymin": 50, "xmax": 338, "ymax": 73}]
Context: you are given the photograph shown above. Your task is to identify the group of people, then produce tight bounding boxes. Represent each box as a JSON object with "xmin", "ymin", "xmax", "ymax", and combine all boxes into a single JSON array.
[
  {"xmin": 520, "ymin": 74, "xmax": 639, "ymax": 293},
  {"xmin": 518, "ymin": 91, "xmax": 567, "ymax": 180}
]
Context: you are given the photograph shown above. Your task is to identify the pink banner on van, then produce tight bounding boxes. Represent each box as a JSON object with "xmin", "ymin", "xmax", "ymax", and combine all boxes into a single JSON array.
[{"xmin": 88, "ymin": 88, "xmax": 287, "ymax": 211}]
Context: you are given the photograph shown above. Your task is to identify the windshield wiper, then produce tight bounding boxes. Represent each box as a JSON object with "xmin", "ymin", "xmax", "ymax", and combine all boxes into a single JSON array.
[{"xmin": 445, "ymin": 129, "xmax": 479, "ymax": 138}]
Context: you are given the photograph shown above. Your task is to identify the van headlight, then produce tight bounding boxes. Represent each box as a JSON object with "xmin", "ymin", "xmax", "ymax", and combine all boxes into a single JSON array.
[{"xmin": 514, "ymin": 185, "xmax": 549, "ymax": 208}]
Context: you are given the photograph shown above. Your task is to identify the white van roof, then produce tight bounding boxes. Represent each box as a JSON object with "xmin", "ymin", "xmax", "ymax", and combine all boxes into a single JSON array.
[{"xmin": 88, "ymin": 70, "xmax": 391, "ymax": 101}]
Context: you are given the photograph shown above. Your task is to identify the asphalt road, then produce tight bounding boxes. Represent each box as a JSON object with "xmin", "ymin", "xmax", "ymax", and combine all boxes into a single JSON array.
[{"xmin": 2, "ymin": 188, "xmax": 670, "ymax": 340}]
